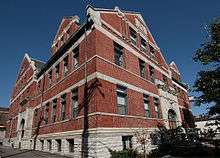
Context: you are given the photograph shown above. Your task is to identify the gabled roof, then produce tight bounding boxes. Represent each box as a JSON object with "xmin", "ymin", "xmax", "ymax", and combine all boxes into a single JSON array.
[
  {"xmin": 53, "ymin": 16, "xmax": 80, "ymax": 44},
  {"xmin": 31, "ymin": 58, "xmax": 45, "ymax": 72},
  {"xmin": 169, "ymin": 61, "xmax": 180, "ymax": 74}
]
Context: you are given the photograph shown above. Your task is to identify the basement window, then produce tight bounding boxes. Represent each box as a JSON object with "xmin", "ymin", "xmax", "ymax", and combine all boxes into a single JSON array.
[
  {"xmin": 56, "ymin": 139, "xmax": 61, "ymax": 152},
  {"xmin": 47, "ymin": 140, "xmax": 52, "ymax": 151},
  {"xmin": 122, "ymin": 135, "xmax": 133, "ymax": 150},
  {"xmin": 67, "ymin": 139, "xmax": 74, "ymax": 153}
]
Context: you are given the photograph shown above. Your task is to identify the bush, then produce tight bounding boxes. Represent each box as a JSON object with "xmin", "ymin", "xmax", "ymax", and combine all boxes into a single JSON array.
[{"xmin": 109, "ymin": 149, "xmax": 143, "ymax": 158}]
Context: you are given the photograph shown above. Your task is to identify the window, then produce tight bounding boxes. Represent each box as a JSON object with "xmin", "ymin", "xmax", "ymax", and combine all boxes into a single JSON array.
[
  {"xmin": 64, "ymin": 56, "xmax": 69, "ymax": 77},
  {"xmin": 122, "ymin": 136, "xmax": 132, "ymax": 150},
  {"xmin": 163, "ymin": 75, "xmax": 168, "ymax": 86},
  {"xmin": 56, "ymin": 139, "xmax": 61, "ymax": 152},
  {"xmin": 61, "ymin": 94, "xmax": 66, "ymax": 121},
  {"xmin": 141, "ymin": 38, "xmax": 147, "ymax": 52},
  {"xmin": 144, "ymin": 94, "xmax": 151, "ymax": 118},
  {"xmin": 67, "ymin": 139, "xmax": 74, "ymax": 153},
  {"xmin": 149, "ymin": 45, "xmax": 155, "ymax": 55},
  {"xmin": 116, "ymin": 85, "xmax": 127, "ymax": 115},
  {"xmin": 149, "ymin": 66, "xmax": 155, "ymax": 83},
  {"xmin": 40, "ymin": 140, "xmax": 44, "ymax": 150},
  {"xmin": 129, "ymin": 27, "xmax": 137, "ymax": 45},
  {"xmin": 52, "ymin": 99, "xmax": 57, "ymax": 122},
  {"xmin": 73, "ymin": 47, "xmax": 79, "ymax": 69},
  {"xmin": 47, "ymin": 140, "xmax": 52, "ymax": 151},
  {"xmin": 48, "ymin": 70, "xmax": 52, "ymax": 87},
  {"xmin": 37, "ymin": 80, "xmax": 41, "ymax": 94},
  {"xmin": 139, "ymin": 59, "xmax": 146, "ymax": 78},
  {"xmin": 114, "ymin": 43, "xmax": 124, "ymax": 67},
  {"xmin": 72, "ymin": 88, "xmax": 78, "ymax": 119},
  {"xmin": 44, "ymin": 103, "xmax": 49, "ymax": 124},
  {"xmin": 154, "ymin": 98, "xmax": 161, "ymax": 119},
  {"xmin": 55, "ymin": 63, "xmax": 60, "ymax": 80}
]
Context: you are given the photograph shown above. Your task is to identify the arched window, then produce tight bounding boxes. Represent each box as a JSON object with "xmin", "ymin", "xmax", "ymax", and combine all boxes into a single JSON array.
[{"xmin": 168, "ymin": 109, "xmax": 177, "ymax": 129}]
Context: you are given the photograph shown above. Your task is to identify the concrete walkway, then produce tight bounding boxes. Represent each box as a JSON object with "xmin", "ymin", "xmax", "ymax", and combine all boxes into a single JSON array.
[{"xmin": 0, "ymin": 146, "xmax": 71, "ymax": 158}]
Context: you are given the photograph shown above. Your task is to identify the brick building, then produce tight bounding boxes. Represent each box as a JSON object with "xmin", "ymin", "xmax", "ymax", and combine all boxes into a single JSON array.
[
  {"xmin": 0, "ymin": 107, "xmax": 9, "ymax": 145},
  {"xmin": 5, "ymin": 6, "xmax": 193, "ymax": 157}
]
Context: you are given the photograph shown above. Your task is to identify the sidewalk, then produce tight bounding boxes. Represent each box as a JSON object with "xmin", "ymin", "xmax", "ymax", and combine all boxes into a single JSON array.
[{"xmin": 0, "ymin": 146, "xmax": 71, "ymax": 158}]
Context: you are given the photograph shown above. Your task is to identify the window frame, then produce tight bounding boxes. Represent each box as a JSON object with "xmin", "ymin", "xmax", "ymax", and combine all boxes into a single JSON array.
[
  {"xmin": 61, "ymin": 94, "xmax": 66, "ymax": 121},
  {"xmin": 139, "ymin": 59, "xmax": 146, "ymax": 78},
  {"xmin": 114, "ymin": 43, "xmax": 124, "ymax": 67},
  {"xmin": 71, "ymin": 88, "xmax": 78, "ymax": 119},
  {"xmin": 116, "ymin": 85, "xmax": 128, "ymax": 115},
  {"xmin": 143, "ymin": 94, "xmax": 151, "ymax": 118}
]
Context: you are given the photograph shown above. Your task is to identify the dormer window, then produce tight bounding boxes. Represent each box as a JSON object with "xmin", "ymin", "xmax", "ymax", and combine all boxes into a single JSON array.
[
  {"xmin": 141, "ymin": 38, "xmax": 147, "ymax": 52},
  {"xmin": 48, "ymin": 70, "xmax": 52, "ymax": 87},
  {"xmin": 64, "ymin": 56, "xmax": 69, "ymax": 77},
  {"xmin": 149, "ymin": 45, "xmax": 155, "ymax": 55},
  {"xmin": 73, "ymin": 47, "xmax": 79, "ymax": 69},
  {"xmin": 129, "ymin": 27, "xmax": 137, "ymax": 46},
  {"xmin": 55, "ymin": 63, "xmax": 60, "ymax": 81}
]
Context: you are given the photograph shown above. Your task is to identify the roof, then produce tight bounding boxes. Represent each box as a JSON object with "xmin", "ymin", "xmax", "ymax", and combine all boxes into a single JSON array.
[{"xmin": 31, "ymin": 58, "xmax": 45, "ymax": 72}]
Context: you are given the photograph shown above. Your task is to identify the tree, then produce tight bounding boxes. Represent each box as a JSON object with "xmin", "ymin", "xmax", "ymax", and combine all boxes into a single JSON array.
[{"xmin": 193, "ymin": 18, "xmax": 220, "ymax": 115}]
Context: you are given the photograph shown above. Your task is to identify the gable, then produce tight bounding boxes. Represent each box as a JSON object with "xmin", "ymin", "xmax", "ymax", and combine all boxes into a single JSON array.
[
  {"xmin": 53, "ymin": 18, "xmax": 72, "ymax": 43},
  {"xmin": 16, "ymin": 54, "xmax": 35, "ymax": 83}
]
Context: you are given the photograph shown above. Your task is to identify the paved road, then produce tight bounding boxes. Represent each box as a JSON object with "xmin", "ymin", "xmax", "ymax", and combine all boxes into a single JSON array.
[{"xmin": 0, "ymin": 146, "xmax": 70, "ymax": 158}]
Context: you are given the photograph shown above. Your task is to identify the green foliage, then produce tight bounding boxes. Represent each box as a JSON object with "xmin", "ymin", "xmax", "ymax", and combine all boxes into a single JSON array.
[
  {"xmin": 109, "ymin": 149, "xmax": 142, "ymax": 158},
  {"xmin": 193, "ymin": 18, "xmax": 220, "ymax": 115},
  {"xmin": 148, "ymin": 125, "xmax": 220, "ymax": 157}
]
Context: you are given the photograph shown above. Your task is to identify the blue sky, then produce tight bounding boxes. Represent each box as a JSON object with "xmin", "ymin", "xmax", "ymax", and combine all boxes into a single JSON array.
[{"xmin": 0, "ymin": 0, "xmax": 219, "ymax": 115}]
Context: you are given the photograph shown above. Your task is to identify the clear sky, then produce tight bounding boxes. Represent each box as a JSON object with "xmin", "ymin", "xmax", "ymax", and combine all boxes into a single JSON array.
[{"xmin": 0, "ymin": 0, "xmax": 219, "ymax": 115}]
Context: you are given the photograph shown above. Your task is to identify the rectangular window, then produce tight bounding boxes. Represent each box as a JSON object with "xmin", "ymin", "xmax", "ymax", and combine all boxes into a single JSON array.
[
  {"xmin": 149, "ymin": 45, "xmax": 155, "ymax": 55},
  {"xmin": 56, "ymin": 139, "xmax": 61, "ymax": 152},
  {"xmin": 122, "ymin": 136, "xmax": 132, "ymax": 150},
  {"xmin": 38, "ymin": 80, "xmax": 41, "ymax": 94},
  {"xmin": 117, "ymin": 85, "xmax": 127, "ymax": 115},
  {"xmin": 144, "ymin": 94, "xmax": 151, "ymax": 118},
  {"xmin": 73, "ymin": 47, "xmax": 79, "ymax": 69},
  {"xmin": 141, "ymin": 38, "xmax": 147, "ymax": 52},
  {"xmin": 64, "ymin": 56, "xmax": 69, "ymax": 77},
  {"xmin": 67, "ymin": 139, "xmax": 74, "ymax": 153},
  {"xmin": 154, "ymin": 98, "xmax": 161, "ymax": 119},
  {"xmin": 47, "ymin": 140, "xmax": 52, "ymax": 151},
  {"xmin": 48, "ymin": 70, "xmax": 52, "ymax": 87},
  {"xmin": 61, "ymin": 94, "xmax": 66, "ymax": 121},
  {"xmin": 129, "ymin": 27, "xmax": 137, "ymax": 46},
  {"xmin": 139, "ymin": 59, "xmax": 146, "ymax": 78},
  {"xmin": 44, "ymin": 103, "xmax": 49, "ymax": 124},
  {"xmin": 52, "ymin": 99, "xmax": 57, "ymax": 122},
  {"xmin": 40, "ymin": 140, "xmax": 44, "ymax": 150},
  {"xmin": 72, "ymin": 88, "xmax": 78, "ymax": 119},
  {"xmin": 149, "ymin": 66, "xmax": 155, "ymax": 83},
  {"xmin": 55, "ymin": 63, "xmax": 60, "ymax": 81},
  {"xmin": 163, "ymin": 75, "xmax": 168, "ymax": 86},
  {"xmin": 114, "ymin": 43, "xmax": 124, "ymax": 67}
]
